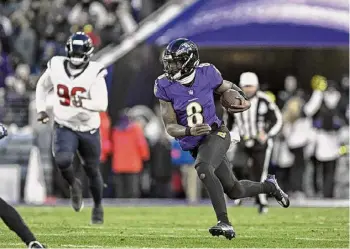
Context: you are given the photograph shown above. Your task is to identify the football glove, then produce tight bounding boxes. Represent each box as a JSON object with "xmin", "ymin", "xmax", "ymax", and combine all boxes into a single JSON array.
[
  {"xmin": 37, "ymin": 111, "xmax": 49, "ymax": 124},
  {"xmin": 0, "ymin": 123, "xmax": 8, "ymax": 139},
  {"xmin": 189, "ymin": 124, "xmax": 212, "ymax": 136}
]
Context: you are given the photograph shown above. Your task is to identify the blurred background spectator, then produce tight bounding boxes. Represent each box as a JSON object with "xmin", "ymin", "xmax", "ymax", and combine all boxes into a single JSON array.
[{"xmin": 111, "ymin": 110, "xmax": 150, "ymax": 198}]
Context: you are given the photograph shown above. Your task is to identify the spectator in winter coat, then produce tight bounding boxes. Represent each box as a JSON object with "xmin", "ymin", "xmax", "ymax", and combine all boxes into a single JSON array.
[{"xmin": 112, "ymin": 113, "xmax": 150, "ymax": 198}]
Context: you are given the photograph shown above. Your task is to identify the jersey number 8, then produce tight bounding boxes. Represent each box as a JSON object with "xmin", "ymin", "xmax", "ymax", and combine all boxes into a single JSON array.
[
  {"xmin": 186, "ymin": 102, "xmax": 204, "ymax": 127},
  {"xmin": 57, "ymin": 84, "xmax": 86, "ymax": 106}
]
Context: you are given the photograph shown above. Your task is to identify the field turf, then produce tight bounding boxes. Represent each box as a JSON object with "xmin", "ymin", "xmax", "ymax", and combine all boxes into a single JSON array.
[{"xmin": 0, "ymin": 206, "xmax": 348, "ymax": 248}]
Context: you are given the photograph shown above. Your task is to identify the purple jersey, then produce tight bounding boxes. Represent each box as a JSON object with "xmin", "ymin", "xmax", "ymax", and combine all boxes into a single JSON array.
[{"xmin": 154, "ymin": 63, "xmax": 223, "ymax": 151}]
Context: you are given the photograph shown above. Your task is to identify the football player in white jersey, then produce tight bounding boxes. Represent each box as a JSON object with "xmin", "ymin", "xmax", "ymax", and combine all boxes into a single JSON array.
[{"xmin": 35, "ymin": 32, "xmax": 107, "ymax": 224}]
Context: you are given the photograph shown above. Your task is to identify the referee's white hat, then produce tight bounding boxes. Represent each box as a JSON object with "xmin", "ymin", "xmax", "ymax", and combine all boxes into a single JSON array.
[{"xmin": 239, "ymin": 72, "xmax": 259, "ymax": 87}]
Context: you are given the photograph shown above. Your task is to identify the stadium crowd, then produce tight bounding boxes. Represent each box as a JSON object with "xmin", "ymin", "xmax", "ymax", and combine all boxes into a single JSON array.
[{"xmin": 0, "ymin": 0, "xmax": 349, "ymax": 204}]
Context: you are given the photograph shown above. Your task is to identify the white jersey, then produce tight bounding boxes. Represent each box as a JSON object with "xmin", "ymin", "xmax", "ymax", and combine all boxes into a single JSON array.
[{"xmin": 35, "ymin": 56, "xmax": 108, "ymax": 132}]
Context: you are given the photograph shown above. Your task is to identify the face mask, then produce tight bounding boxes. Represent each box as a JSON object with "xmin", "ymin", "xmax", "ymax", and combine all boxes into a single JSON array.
[{"xmin": 70, "ymin": 57, "xmax": 85, "ymax": 66}]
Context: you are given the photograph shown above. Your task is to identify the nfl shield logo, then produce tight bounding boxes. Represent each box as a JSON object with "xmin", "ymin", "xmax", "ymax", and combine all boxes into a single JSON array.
[{"xmin": 188, "ymin": 90, "xmax": 194, "ymax": 95}]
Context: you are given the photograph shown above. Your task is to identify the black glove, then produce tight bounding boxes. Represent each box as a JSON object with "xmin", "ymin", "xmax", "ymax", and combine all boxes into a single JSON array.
[
  {"xmin": 190, "ymin": 124, "xmax": 212, "ymax": 136},
  {"xmin": 0, "ymin": 123, "xmax": 8, "ymax": 139},
  {"xmin": 37, "ymin": 111, "xmax": 50, "ymax": 124}
]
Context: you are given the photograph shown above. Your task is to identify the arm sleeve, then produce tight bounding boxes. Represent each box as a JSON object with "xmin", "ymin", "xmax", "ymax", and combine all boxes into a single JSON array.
[
  {"xmin": 154, "ymin": 80, "xmax": 170, "ymax": 102},
  {"xmin": 304, "ymin": 90, "xmax": 323, "ymax": 117},
  {"xmin": 35, "ymin": 68, "xmax": 53, "ymax": 113},
  {"xmin": 207, "ymin": 64, "xmax": 223, "ymax": 90},
  {"xmin": 224, "ymin": 109, "xmax": 235, "ymax": 131},
  {"xmin": 266, "ymin": 100, "xmax": 283, "ymax": 138},
  {"xmin": 81, "ymin": 75, "xmax": 108, "ymax": 112}
]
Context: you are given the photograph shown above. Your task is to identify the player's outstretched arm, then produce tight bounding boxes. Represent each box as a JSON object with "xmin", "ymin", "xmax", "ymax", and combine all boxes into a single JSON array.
[
  {"xmin": 81, "ymin": 75, "xmax": 108, "ymax": 112},
  {"xmin": 36, "ymin": 69, "xmax": 53, "ymax": 111},
  {"xmin": 159, "ymin": 100, "xmax": 211, "ymax": 138}
]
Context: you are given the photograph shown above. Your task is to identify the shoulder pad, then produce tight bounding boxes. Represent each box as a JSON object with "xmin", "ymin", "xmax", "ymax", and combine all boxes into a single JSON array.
[
  {"xmin": 157, "ymin": 74, "xmax": 166, "ymax": 80},
  {"xmin": 47, "ymin": 56, "xmax": 66, "ymax": 69},
  {"xmin": 197, "ymin": 63, "xmax": 221, "ymax": 75},
  {"xmin": 90, "ymin": 61, "xmax": 107, "ymax": 77},
  {"xmin": 156, "ymin": 74, "xmax": 171, "ymax": 87}
]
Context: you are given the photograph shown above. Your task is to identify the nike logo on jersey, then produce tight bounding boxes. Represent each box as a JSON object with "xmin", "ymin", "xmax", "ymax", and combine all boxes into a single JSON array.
[{"xmin": 188, "ymin": 98, "xmax": 199, "ymax": 102}]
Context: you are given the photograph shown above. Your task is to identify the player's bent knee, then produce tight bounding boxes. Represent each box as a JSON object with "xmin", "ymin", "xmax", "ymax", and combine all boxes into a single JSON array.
[
  {"xmin": 226, "ymin": 182, "xmax": 245, "ymax": 200},
  {"xmin": 84, "ymin": 164, "xmax": 100, "ymax": 178},
  {"xmin": 195, "ymin": 161, "xmax": 212, "ymax": 180},
  {"xmin": 55, "ymin": 152, "xmax": 74, "ymax": 169}
]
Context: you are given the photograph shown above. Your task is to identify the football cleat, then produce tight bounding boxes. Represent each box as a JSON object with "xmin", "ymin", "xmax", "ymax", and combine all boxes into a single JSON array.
[
  {"xmin": 209, "ymin": 221, "xmax": 236, "ymax": 240},
  {"xmin": 28, "ymin": 241, "xmax": 46, "ymax": 248},
  {"xmin": 91, "ymin": 205, "xmax": 104, "ymax": 225},
  {"xmin": 70, "ymin": 179, "xmax": 84, "ymax": 212},
  {"xmin": 265, "ymin": 174, "xmax": 290, "ymax": 208}
]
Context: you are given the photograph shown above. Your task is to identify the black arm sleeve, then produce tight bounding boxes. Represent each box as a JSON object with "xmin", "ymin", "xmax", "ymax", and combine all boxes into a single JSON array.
[{"xmin": 226, "ymin": 113, "xmax": 235, "ymax": 130}]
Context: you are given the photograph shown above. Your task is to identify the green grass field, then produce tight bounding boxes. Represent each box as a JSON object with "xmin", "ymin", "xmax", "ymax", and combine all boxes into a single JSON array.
[{"xmin": 0, "ymin": 206, "xmax": 348, "ymax": 248}]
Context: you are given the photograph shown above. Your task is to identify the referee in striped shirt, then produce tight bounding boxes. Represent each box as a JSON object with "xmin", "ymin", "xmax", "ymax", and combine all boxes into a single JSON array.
[{"xmin": 227, "ymin": 72, "xmax": 283, "ymax": 214}]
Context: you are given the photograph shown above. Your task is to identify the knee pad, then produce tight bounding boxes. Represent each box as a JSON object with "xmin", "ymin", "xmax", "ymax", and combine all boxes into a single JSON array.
[
  {"xmin": 195, "ymin": 162, "xmax": 213, "ymax": 180},
  {"xmin": 226, "ymin": 182, "xmax": 245, "ymax": 200},
  {"xmin": 55, "ymin": 152, "xmax": 74, "ymax": 170}
]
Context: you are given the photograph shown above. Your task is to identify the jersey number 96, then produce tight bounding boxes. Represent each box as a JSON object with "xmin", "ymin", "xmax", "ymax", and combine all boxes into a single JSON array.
[
  {"xmin": 57, "ymin": 84, "xmax": 86, "ymax": 106},
  {"xmin": 186, "ymin": 102, "xmax": 204, "ymax": 127}
]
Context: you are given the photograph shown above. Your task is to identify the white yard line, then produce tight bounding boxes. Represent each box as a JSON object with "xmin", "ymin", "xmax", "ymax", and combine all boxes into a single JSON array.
[
  {"xmin": 295, "ymin": 237, "xmax": 348, "ymax": 241},
  {"xmin": 77, "ymin": 226, "xmax": 347, "ymax": 231},
  {"xmin": 60, "ymin": 245, "xmax": 103, "ymax": 248}
]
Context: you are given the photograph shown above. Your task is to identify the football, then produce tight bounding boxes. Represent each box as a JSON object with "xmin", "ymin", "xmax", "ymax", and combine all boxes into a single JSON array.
[{"xmin": 220, "ymin": 89, "xmax": 244, "ymax": 109}]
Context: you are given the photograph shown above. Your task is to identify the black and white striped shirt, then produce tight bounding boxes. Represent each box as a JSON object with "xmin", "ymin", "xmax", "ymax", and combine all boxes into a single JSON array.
[{"xmin": 226, "ymin": 91, "xmax": 283, "ymax": 143}]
